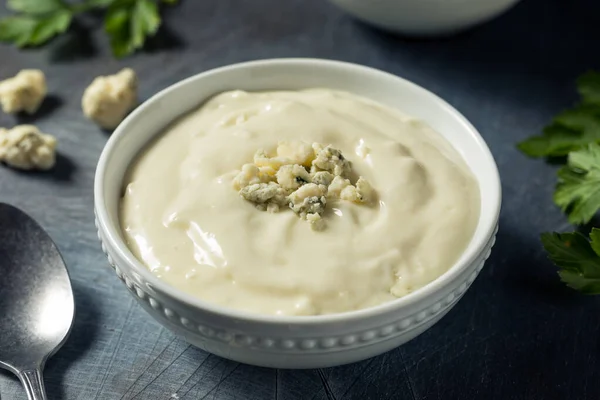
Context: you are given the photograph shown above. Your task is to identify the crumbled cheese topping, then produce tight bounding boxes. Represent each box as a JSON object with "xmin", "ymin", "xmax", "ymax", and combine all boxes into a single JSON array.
[
  {"xmin": 232, "ymin": 140, "xmax": 375, "ymax": 230},
  {"xmin": 82, "ymin": 68, "xmax": 138, "ymax": 130},
  {"xmin": 312, "ymin": 143, "xmax": 351, "ymax": 176},
  {"xmin": 239, "ymin": 182, "xmax": 288, "ymax": 212},
  {"xmin": 276, "ymin": 164, "xmax": 311, "ymax": 191},
  {"xmin": 311, "ymin": 171, "xmax": 334, "ymax": 186},
  {"xmin": 288, "ymin": 183, "xmax": 328, "ymax": 230},
  {"xmin": 0, "ymin": 70, "xmax": 47, "ymax": 114},
  {"xmin": 0, "ymin": 125, "xmax": 57, "ymax": 170}
]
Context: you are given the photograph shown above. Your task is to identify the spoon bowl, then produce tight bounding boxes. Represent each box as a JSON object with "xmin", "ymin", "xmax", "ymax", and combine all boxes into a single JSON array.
[{"xmin": 0, "ymin": 203, "xmax": 74, "ymax": 400}]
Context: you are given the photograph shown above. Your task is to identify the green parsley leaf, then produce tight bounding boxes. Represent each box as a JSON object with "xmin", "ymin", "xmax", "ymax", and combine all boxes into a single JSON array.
[
  {"xmin": 131, "ymin": 0, "xmax": 160, "ymax": 48},
  {"xmin": 554, "ymin": 144, "xmax": 600, "ymax": 224},
  {"xmin": 0, "ymin": 16, "xmax": 38, "ymax": 46},
  {"xmin": 520, "ymin": 71, "xmax": 600, "ymax": 294},
  {"xmin": 104, "ymin": 0, "xmax": 162, "ymax": 58},
  {"xmin": 0, "ymin": 11, "xmax": 72, "ymax": 47},
  {"xmin": 541, "ymin": 229, "xmax": 600, "ymax": 294},
  {"xmin": 578, "ymin": 71, "xmax": 600, "ymax": 106},
  {"xmin": 7, "ymin": 0, "xmax": 66, "ymax": 14},
  {"xmin": 0, "ymin": 0, "xmax": 176, "ymax": 57},
  {"xmin": 104, "ymin": 5, "xmax": 131, "ymax": 57},
  {"xmin": 553, "ymin": 104, "xmax": 600, "ymax": 132},
  {"xmin": 517, "ymin": 124, "xmax": 583, "ymax": 157},
  {"xmin": 554, "ymin": 143, "xmax": 600, "ymax": 224},
  {"xmin": 518, "ymin": 70, "xmax": 600, "ymax": 158},
  {"xmin": 591, "ymin": 228, "xmax": 600, "ymax": 255},
  {"xmin": 28, "ymin": 10, "xmax": 72, "ymax": 46},
  {"xmin": 518, "ymin": 104, "xmax": 600, "ymax": 158}
]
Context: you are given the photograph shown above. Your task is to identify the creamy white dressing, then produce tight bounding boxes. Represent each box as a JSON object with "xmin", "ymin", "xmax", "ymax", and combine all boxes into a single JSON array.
[{"xmin": 120, "ymin": 89, "xmax": 480, "ymax": 316}]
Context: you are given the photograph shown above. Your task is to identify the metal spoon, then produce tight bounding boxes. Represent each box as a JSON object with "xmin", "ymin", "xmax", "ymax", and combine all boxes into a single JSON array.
[{"xmin": 0, "ymin": 203, "xmax": 75, "ymax": 400}]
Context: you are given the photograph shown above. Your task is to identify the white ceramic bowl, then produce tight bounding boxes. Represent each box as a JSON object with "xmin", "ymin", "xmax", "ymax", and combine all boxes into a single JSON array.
[
  {"xmin": 328, "ymin": 0, "xmax": 521, "ymax": 35},
  {"xmin": 94, "ymin": 58, "xmax": 501, "ymax": 369}
]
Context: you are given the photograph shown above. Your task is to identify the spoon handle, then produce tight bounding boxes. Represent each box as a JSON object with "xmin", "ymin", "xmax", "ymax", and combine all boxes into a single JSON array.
[{"xmin": 18, "ymin": 368, "xmax": 47, "ymax": 400}]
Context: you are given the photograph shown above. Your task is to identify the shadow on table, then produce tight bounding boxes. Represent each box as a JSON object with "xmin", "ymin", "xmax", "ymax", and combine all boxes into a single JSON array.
[
  {"xmin": 48, "ymin": 11, "xmax": 185, "ymax": 63},
  {"xmin": 491, "ymin": 218, "xmax": 583, "ymax": 305},
  {"xmin": 145, "ymin": 0, "xmax": 186, "ymax": 55},
  {"xmin": 13, "ymin": 95, "xmax": 64, "ymax": 123},
  {"xmin": 43, "ymin": 285, "xmax": 99, "ymax": 400},
  {"xmin": 143, "ymin": 24, "xmax": 186, "ymax": 54},
  {"xmin": 49, "ymin": 20, "xmax": 98, "ymax": 63},
  {"xmin": 6, "ymin": 153, "xmax": 77, "ymax": 183}
]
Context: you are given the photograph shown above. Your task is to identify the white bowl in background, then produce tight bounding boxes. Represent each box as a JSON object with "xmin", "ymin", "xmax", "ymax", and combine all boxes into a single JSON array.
[
  {"xmin": 328, "ymin": 0, "xmax": 521, "ymax": 35},
  {"xmin": 94, "ymin": 58, "xmax": 501, "ymax": 369}
]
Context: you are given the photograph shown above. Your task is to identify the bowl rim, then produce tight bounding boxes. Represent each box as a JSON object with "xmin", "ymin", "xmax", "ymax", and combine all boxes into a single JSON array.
[{"xmin": 94, "ymin": 58, "xmax": 501, "ymax": 326}]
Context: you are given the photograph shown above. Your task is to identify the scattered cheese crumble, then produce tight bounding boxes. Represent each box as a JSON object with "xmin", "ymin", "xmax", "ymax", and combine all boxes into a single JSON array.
[
  {"xmin": 0, "ymin": 125, "xmax": 57, "ymax": 170},
  {"xmin": 232, "ymin": 141, "xmax": 375, "ymax": 230},
  {"xmin": 82, "ymin": 68, "xmax": 138, "ymax": 130},
  {"xmin": 276, "ymin": 164, "xmax": 311, "ymax": 191},
  {"xmin": 312, "ymin": 143, "xmax": 351, "ymax": 177},
  {"xmin": 0, "ymin": 70, "xmax": 47, "ymax": 114}
]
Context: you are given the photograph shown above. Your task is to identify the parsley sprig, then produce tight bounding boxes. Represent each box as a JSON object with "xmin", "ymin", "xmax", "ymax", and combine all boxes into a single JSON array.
[
  {"xmin": 541, "ymin": 230, "xmax": 600, "ymax": 294},
  {"xmin": 518, "ymin": 73, "xmax": 600, "ymax": 158},
  {"xmin": 519, "ymin": 72, "xmax": 600, "ymax": 294},
  {"xmin": 554, "ymin": 143, "xmax": 600, "ymax": 225},
  {"xmin": 0, "ymin": 0, "xmax": 177, "ymax": 58}
]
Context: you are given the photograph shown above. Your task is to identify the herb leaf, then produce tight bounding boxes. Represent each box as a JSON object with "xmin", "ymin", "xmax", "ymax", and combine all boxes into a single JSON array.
[
  {"xmin": 7, "ymin": 0, "xmax": 66, "ymax": 14},
  {"xmin": 541, "ymin": 229, "xmax": 600, "ymax": 294},
  {"xmin": 28, "ymin": 11, "xmax": 72, "ymax": 45},
  {"xmin": 518, "ymin": 105, "xmax": 600, "ymax": 158},
  {"xmin": 104, "ymin": 5, "xmax": 131, "ymax": 57},
  {"xmin": 0, "ymin": 10, "xmax": 71, "ymax": 47},
  {"xmin": 519, "ymin": 71, "xmax": 600, "ymax": 294},
  {"xmin": 518, "ymin": 71, "xmax": 600, "ymax": 158},
  {"xmin": 105, "ymin": 0, "xmax": 162, "ymax": 58},
  {"xmin": 517, "ymin": 124, "xmax": 583, "ymax": 157},
  {"xmin": 0, "ymin": 16, "xmax": 38, "ymax": 46},
  {"xmin": 554, "ymin": 143, "xmax": 600, "ymax": 225},
  {"xmin": 554, "ymin": 105, "xmax": 600, "ymax": 134},
  {"xmin": 131, "ymin": 0, "xmax": 160, "ymax": 48},
  {"xmin": 0, "ymin": 0, "xmax": 177, "ymax": 57}
]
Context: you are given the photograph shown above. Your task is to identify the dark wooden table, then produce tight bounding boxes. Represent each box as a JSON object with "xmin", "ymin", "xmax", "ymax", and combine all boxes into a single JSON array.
[{"xmin": 1, "ymin": 0, "xmax": 599, "ymax": 399}]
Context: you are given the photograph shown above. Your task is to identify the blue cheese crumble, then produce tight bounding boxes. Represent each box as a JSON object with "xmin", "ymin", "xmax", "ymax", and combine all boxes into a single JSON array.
[{"xmin": 232, "ymin": 141, "xmax": 375, "ymax": 230}]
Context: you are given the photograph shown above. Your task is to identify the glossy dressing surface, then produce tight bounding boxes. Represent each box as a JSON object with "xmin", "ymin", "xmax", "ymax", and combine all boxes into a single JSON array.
[{"xmin": 120, "ymin": 90, "xmax": 480, "ymax": 316}]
